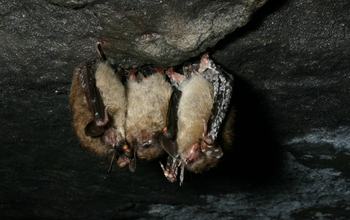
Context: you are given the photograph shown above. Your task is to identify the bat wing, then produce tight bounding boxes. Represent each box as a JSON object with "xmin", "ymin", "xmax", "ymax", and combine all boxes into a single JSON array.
[
  {"xmin": 162, "ymin": 87, "xmax": 182, "ymax": 158},
  {"xmin": 79, "ymin": 63, "xmax": 109, "ymax": 137},
  {"xmin": 198, "ymin": 53, "xmax": 234, "ymax": 158}
]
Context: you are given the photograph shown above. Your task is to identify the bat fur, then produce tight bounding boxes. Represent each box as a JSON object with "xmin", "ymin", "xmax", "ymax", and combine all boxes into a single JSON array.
[
  {"xmin": 69, "ymin": 60, "xmax": 127, "ymax": 161},
  {"xmin": 125, "ymin": 69, "xmax": 173, "ymax": 160}
]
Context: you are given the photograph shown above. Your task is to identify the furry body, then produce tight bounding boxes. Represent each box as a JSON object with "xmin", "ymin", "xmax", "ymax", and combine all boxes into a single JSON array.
[
  {"xmin": 69, "ymin": 61, "xmax": 126, "ymax": 156},
  {"xmin": 163, "ymin": 54, "xmax": 234, "ymax": 179},
  {"xmin": 125, "ymin": 71, "xmax": 173, "ymax": 160},
  {"xmin": 95, "ymin": 63, "xmax": 126, "ymax": 143},
  {"xmin": 176, "ymin": 73, "xmax": 218, "ymax": 173}
]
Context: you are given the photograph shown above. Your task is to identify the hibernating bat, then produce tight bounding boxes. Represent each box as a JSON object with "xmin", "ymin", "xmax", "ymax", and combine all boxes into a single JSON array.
[
  {"xmin": 70, "ymin": 43, "xmax": 233, "ymax": 183},
  {"xmin": 69, "ymin": 42, "xmax": 133, "ymax": 172},
  {"xmin": 161, "ymin": 53, "xmax": 234, "ymax": 185},
  {"xmin": 125, "ymin": 66, "xmax": 173, "ymax": 163}
]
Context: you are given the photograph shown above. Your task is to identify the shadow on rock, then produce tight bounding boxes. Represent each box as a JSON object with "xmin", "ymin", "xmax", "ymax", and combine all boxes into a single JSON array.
[
  {"xmin": 229, "ymin": 76, "xmax": 283, "ymax": 181},
  {"xmin": 213, "ymin": 0, "xmax": 288, "ymax": 52},
  {"xmin": 187, "ymin": 76, "xmax": 285, "ymax": 191}
]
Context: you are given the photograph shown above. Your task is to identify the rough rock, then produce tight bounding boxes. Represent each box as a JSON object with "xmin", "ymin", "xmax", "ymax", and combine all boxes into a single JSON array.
[
  {"xmin": 1, "ymin": 0, "xmax": 350, "ymax": 219},
  {"xmin": 93, "ymin": 0, "xmax": 268, "ymax": 67},
  {"xmin": 44, "ymin": 0, "xmax": 98, "ymax": 8},
  {"xmin": 212, "ymin": 0, "xmax": 350, "ymax": 142}
]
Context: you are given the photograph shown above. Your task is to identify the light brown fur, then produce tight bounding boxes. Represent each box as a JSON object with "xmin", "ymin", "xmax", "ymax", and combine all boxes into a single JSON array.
[
  {"xmin": 69, "ymin": 64, "xmax": 108, "ymax": 156},
  {"xmin": 95, "ymin": 63, "xmax": 126, "ymax": 140},
  {"xmin": 176, "ymin": 74, "xmax": 219, "ymax": 173},
  {"xmin": 125, "ymin": 73, "xmax": 173, "ymax": 160},
  {"xmin": 69, "ymin": 62, "xmax": 126, "ymax": 156}
]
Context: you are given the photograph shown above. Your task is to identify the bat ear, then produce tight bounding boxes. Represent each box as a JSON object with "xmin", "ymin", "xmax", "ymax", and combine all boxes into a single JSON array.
[
  {"xmin": 162, "ymin": 139, "xmax": 179, "ymax": 158},
  {"xmin": 84, "ymin": 121, "xmax": 105, "ymax": 137},
  {"xmin": 154, "ymin": 127, "xmax": 179, "ymax": 158}
]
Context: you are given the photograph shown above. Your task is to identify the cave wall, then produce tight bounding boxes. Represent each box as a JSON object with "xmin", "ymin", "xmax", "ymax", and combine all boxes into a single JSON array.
[{"xmin": 1, "ymin": 0, "xmax": 350, "ymax": 219}]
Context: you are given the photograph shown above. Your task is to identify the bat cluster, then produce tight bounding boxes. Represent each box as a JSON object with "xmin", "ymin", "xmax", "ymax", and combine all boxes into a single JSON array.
[{"xmin": 69, "ymin": 42, "xmax": 234, "ymax": 185}]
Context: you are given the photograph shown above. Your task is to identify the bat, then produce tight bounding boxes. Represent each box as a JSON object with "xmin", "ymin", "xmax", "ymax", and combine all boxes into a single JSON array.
[
  {"xmin": 69, "ymin": 42, "xmax": 134, "ymax": 172},
  {"xmin": 161, "ymin": 53, "xmax": 234, "ymax": 184},
  {"xmin": 125, "ymin": 66, "xmax": 173, "ymax": 164},
  {"xmin": 70, "ymin": 43, "xmax": 233, "ymax": 184}
]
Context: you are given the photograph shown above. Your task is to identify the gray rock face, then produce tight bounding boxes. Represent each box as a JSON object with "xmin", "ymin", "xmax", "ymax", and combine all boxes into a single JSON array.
[
  {"xmin": 94, "ymin": 0, "xmax": 268, "ymax": 67},
  {"xmin": 212, "ymin": 0, "xmax": 350, "ymax": 141},
  {"xmin": 1, "ymin": 0, "xmax": 350, "ymax": 219},
  {"xmin": 0, "ymin": 0, "xmax": 267, "ymax": 89},
  {"xmin": 0, "ymin": 0, "xmax": 99, "ymax": 88},
  {"xmin": 44, "ymin": 0, "xmax": 98, "ymax": 8}
]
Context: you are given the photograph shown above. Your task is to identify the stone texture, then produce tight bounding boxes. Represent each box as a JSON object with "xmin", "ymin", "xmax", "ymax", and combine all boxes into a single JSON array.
[
  {"xmin": 0, "ymin": 0, "xmax": 98, "ymax": 88},
  {"xmin": 44, "ymin": 0, "xmax": 98, "ymax": 8},
  {"xmin": 94, "ymin": 0, "xmax": 268, "ymax": 67},
  {"xmin": 211, "ymin": 0, "xmax": 350, "ymax": 142},
  {"xmin": 1, "ymin": 0, "xmax": 350, "ymax": 219}
]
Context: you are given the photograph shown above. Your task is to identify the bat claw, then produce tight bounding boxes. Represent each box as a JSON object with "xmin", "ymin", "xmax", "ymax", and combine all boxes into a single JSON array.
[
  {"xmin": 141, "ymin": 76, "xmax": 148, "ymax": 82},
  {"xmin": 198, "ymin": 52, "xmax": 209, "ymax": 73},
  {"xmin": 95, "ymin": 42, "xmax": 106, "ymax": 61},
  {"xmin": 128, "ymin": 69, "xmax": 138, "ymax": 80},
  {"xmin": 182, "ymin": 62, "xmax": 197, "ymax": 78},
  {"xmin": 166, "ymin": 67, "xmax": 186, "ymax": 87},
  {"xmin": 154, "ymin": 67, "xmax": 164, "ymax": 75}
]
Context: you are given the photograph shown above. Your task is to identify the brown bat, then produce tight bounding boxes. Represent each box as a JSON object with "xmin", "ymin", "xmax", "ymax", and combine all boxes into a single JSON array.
[
  {"xmin": 161, "ymin": 53, "xmax": 234, "ymax": 184},
  {"xmin": 69, "ymin": 42, "xmax": 133, "ymax": 172},
  {"xmin": 125, "ymin": 66, "xmax": 173, "ymax": 164}
]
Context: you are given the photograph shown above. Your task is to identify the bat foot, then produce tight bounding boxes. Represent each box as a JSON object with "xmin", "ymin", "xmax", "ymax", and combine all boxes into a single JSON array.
[
  {"xmin": 182, "ymin": 62, "xmax": 198, "ymax": 78},
  {"xmin": 166, "ymin": 67, "xmax": 186, "ymax": 87},
  {"xmin": 128, "ymin": 69, "xmax": 138, "ymax": 80},
  {"xmin": 153, "ymin": 67, "xmax": 164, "ymax": 75},
  {"xmin": 128, "ymin": 66, "xmax": 156, "ymax": 83},
  {"xmin": 198, "ymin": 52, "xmax": 210, "ymax": 73}
]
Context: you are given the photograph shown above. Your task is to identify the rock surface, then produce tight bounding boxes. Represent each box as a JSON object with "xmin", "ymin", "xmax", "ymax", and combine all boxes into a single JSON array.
[
  {"xmin": 94, "ymin": 0, "xmax": 268, "ymax": 67},
  {"xmin": 1, "ymin": 0, "xmax": 350, "ymax": 219}
]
